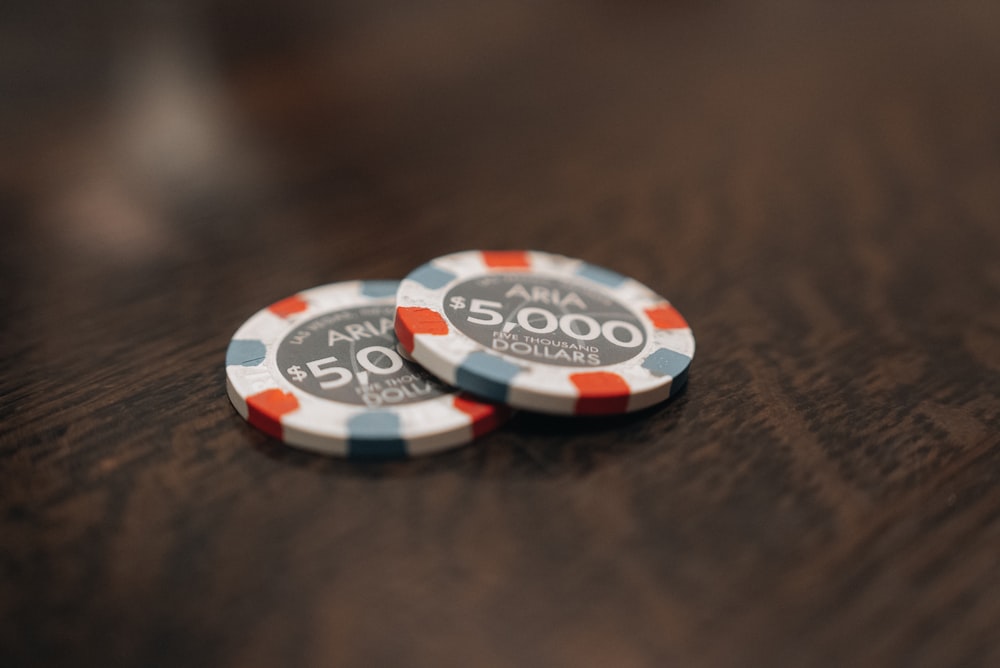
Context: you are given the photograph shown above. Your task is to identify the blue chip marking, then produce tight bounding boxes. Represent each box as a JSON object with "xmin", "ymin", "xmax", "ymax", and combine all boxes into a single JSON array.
[
  {"xmin": 227, "ymin": 339, "xmax": 267, "ymax": 367},
  {"xmin": 669, "ymin": 368, "xmax": 689, "ymax": 397},
  {"xmin": 409, "ymin": 264, "xmax": 456, "ymax": 290},
  {"xmin": 575, "ymin": 262, "xmax": 628, "ymax": 288},
  {"xmin": 360, "ymin": 280, "xmax": 400, "ymax": 298},
  {"xmin": 347, "ymin": 412, "xmax": 407, "ymax": 458},
  {"xmin": 455, "ymin": 351, "xmax": 521, "ymax": 403},
  {"xmin": 642, "ymin": 347, "xmax": 692, "ymax": 378}
]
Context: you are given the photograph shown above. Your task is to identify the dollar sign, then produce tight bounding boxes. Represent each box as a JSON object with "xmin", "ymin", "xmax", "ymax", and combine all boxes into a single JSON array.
[
  {"xmin": 287, "ymin": 365, "xmax": 308, "ymax": 382},
  {"xmin": 449, "ymin": 296, "xmax": 466, "ymax": 310}
]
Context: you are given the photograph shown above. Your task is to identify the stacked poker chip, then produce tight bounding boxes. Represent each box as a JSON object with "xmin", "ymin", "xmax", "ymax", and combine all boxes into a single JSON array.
[{"xmin": 225, "ymin": 250, "xmax": 695, "ymax": 458}]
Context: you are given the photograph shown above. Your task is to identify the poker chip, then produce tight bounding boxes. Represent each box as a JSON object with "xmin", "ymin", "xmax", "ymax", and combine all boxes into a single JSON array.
[
  {"xmin": 394, "ymin": 251, "xmax": 694, "ymax": 415},
  {"xmin": 225, "ymin": 280, "xmax": 509, "ymax": 458}
]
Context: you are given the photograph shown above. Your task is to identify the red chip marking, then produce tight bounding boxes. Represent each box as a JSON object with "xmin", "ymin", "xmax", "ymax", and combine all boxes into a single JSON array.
[
  {"xmin": 644, "ymin": 304, "xmax": 689, "ymax": 330},
  {"xmin": 452, "ymin": 394, "xmax": 509, "ymax": 438},
  {"xmin": 395, "ymin": 306, "xmax": 449, "ymax": 354},
  {"xmin": 268, "ymin": 295, "xmax": 309, "ymax": 318},
  {"xmin": 246, "ymin": 389, "xmax": 300, "ymax": 439},
  {"xmin": 570, "ymin": 372, "xmax": 631, "ymax": 415},
  {"xmin": 481, "ymin": 251, "xmax": 530, "ymax": 269}
]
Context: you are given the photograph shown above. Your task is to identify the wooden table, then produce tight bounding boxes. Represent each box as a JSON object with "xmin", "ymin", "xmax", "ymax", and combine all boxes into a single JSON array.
[{"xmin": 3, "ymin": 1, "xmax": 999, "ymax": 666}]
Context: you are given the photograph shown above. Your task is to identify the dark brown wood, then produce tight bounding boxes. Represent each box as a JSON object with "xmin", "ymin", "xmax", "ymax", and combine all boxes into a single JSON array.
[{"xmin": 3, "ymin": 1, "xmax": 1000, "ymax": 666}]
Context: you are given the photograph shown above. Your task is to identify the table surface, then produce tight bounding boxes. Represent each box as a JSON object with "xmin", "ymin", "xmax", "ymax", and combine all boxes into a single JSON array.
[{"xmin": 3, "ymin": 1, "xmax": 1000, "ymax": 666}]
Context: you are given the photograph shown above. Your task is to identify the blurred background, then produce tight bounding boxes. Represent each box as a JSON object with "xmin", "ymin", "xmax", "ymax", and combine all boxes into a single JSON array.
[
  {"xmin": 5, "ymin": 0, "xmax": 999, "ymax": 290},
  {"xmin": 3, "ymin": 1, "xmax": 1000, "ymax": 666}
]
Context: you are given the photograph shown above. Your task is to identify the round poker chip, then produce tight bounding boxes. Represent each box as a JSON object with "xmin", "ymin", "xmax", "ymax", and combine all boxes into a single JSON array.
[
  {"xmin": 225, "ymin": 280, "xmax": 509, "ymax": 458},
  {"xmin": 394, "ymin": 251, "xmax": 694, "ymax": 415}
]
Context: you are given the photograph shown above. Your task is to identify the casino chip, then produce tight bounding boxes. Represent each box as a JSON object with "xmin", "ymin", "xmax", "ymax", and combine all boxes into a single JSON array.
[
  {"xmin": 394, "ymin": 251, "xmax": 694, "ymax": 415},
  {"xmin": 225, "ymin": 280, "xmax": 509, "ymax": 457}
]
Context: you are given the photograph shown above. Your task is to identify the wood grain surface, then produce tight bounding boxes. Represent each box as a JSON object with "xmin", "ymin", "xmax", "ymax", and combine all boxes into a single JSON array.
[{"xmin": 3, "ymin": 1, "xmax": 1000, "ymax": 666}]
